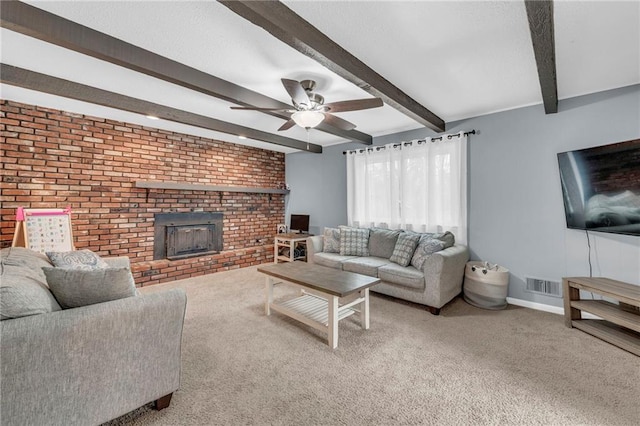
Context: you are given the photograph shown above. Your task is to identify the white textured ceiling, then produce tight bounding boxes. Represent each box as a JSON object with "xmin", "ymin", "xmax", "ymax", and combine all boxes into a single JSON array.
[
  {"xmin": 284, "ymin": 0, "xmax": 542, "ymax": 122},
  {"xmin": 1, "ymin": 0, "xmax": 638, "ymax": 154}
]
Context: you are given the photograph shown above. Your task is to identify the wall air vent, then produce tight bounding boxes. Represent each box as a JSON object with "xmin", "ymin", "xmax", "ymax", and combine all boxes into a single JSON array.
[{"xmin": 525, "ymin": 277, "xmax": 562, "ymax": 297}]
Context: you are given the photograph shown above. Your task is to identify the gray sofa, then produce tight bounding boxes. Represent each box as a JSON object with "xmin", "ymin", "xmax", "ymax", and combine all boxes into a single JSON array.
[
  {"xmin": 0, "ymin": 247, "xmax": 187, "ymax": 426},
  {"xmin": 307, "ymin": 229, "xmax": 469, "ymax": 314}
]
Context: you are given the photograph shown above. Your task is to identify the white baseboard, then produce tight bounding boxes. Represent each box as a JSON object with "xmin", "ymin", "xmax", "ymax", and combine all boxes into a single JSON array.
[
  {"xmin": 506, "ymin": 297, "xmax": 564, "ymax": 315},
  {"xmin": 506, "ymin": 297, "xmax": 601, "ymax": 319}
]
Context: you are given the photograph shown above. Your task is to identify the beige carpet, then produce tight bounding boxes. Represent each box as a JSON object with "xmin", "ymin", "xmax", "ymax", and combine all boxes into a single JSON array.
[{"xmin": 107, "ymin": 265, "xmax": 639, "ymax": 425}]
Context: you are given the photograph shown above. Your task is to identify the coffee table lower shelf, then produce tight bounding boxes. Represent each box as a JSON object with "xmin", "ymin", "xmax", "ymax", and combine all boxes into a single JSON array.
[
  {"xmin": 259, "ymin": 262, "xmax": 379, "ymax": 349},
  {"xmin": 271, "ymin": 294, "xmax": 357, "ymax": 327},
  {"xmin": 265, "ymin": 284, "xmax": 370, "ymax": 349}
]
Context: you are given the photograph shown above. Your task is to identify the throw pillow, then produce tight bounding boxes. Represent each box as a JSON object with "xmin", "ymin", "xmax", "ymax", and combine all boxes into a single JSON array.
[
  {"xmin": 368, "ymin": 228, "xmax": 401, "ymax": 258},
  {"xmin": 46, "ymin": 249, "xmax": 108, "ymax": 270},
  {"xmin": 0, "ymin": 247, "xmax": 62, "ymax": 320},
  {"xmin": 339, "ymin": 226, "xmax": 370, "ymax": 257},
  {"xmin": 408, "ymin": 231, "xmax": 456, "ymax": 249},
  {"xmin": 434, "ymin": 231, "xmax": 455, "ymax": 249},
  {"xmin": 43, "ymin": 267, "xmax": 137, "ymax": 309},
  {"xmin": 389, "ymin": 233, "xmax": 421, "ymax": 267},
  {"xmin": 323, "ymin": 227, "xmax": 341, "ymax": 253},
  {"xmin": 411, "ymin": 238, "xmax": 446, "ymax": 270}
]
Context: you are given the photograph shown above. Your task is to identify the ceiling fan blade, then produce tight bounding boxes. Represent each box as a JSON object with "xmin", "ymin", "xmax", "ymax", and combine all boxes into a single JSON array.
[
  {"xmin": 281, "ymin": 78, "xmax": 310, "ymax": 107},
  {"xmin": 230, "ymin": 106, "xmax": 290, "ymax": 111},
  {"xmin": 323, "ymin": 98, "xmax": 383, "ymax": 113},
  {"xmin": 277, "ymin": 119, "xmax": 297, "ymax": 131},
  {"xmin": 323, "ymin": 113, "xmax": 356, "ymax": 131}
]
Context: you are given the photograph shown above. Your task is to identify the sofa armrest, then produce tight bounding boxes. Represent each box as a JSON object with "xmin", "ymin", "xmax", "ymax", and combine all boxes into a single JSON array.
[
  {"xmin": 422, "ymin": 245, "xmax": 470, "ymax": 308},
  {"xmin": 306, "ymin": 235, "xmax": 324, "ymax": 264},
  {"xmin": 0, "ymin": 289, "xmax": 187, "ymax": 426},
  {"xmin": 103, "ymin": 256, "xmax": 131, "ymax": 269}
]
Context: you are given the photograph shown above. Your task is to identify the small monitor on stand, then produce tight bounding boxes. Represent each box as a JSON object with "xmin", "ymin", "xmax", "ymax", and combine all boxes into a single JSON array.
[{"xmin": 289, "ymin": 214, "xmax": 310, "ymax": 234}]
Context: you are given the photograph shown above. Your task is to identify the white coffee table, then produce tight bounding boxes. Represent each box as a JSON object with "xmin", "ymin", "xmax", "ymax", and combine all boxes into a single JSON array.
[{"xmin": 258, "ymin": 262, "xmax": 380, "ymax": 349}]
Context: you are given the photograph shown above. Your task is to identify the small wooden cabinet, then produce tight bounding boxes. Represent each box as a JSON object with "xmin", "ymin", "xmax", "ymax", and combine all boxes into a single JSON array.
[
  {"xmin": 274, "ymin": 233, "xmax": 310, "ymax": 263},
  {"xmin": 563, "ymin": 277, "xmax": 640, "ymax": 356}
]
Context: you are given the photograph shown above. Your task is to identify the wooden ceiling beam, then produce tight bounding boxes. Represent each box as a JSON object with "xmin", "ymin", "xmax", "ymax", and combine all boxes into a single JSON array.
[
  {"xmin": 0, "ymin": 0, "xmax": 371, "ymax": 145},
  {"xmin": 0, "ymin": 64, "xmax": 322, "ymax": 153},
  {"xmin": 219, "ymin": 0, "xmax": 446, "ymax": 133},
  {"xmin": 525, "ymin": 0, "xmax": 558, "ymax": 114}
]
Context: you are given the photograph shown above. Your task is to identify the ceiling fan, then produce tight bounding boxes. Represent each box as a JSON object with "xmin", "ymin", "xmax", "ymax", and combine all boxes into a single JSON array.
[{"xmin": 230, "ymin": 78, "xmax": 383, "ymax": 131}]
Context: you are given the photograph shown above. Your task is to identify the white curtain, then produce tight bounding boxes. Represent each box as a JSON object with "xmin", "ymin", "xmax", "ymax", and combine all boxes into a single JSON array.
[{"xmin": 346, "ymin": 132, "xmax": 467, "ymax": 245}]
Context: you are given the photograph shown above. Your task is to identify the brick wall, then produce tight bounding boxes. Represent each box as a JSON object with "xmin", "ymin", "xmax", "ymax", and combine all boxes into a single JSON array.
[{"xmin": 0, "ymin": 100, "xmax": 286, "ymax": 285}]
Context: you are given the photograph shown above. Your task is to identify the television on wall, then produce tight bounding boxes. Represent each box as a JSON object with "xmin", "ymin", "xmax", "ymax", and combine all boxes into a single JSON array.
[
  {"xmin": 557, "ymin": 138, "xmax": 640, "ymax": 236},
  {"xmin": 289, "ymin": 214, "xmax": 310, "ymax": 234}
]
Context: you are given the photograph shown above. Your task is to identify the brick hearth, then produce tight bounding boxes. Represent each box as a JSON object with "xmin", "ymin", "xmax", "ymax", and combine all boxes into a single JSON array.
[{"xmin": 0, "ymin": 100, "xmax": 286, "ymax": 285}]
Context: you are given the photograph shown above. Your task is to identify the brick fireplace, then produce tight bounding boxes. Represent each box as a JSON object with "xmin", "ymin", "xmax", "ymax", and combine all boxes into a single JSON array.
[{"xmin": 0, "ymin": 100, "xmax": 286, "ymax": 285}]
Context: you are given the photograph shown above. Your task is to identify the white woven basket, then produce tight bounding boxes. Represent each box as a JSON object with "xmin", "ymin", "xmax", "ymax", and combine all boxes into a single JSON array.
[{"xmin": 463, "ymin": 261, "xmax": 509, "ymax": 310}]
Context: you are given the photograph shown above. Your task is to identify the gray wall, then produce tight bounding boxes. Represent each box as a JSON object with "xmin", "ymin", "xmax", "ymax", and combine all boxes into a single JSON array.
[{"xmin": 286, "ymin": 84, "xmax": 640, "ymax": 307}]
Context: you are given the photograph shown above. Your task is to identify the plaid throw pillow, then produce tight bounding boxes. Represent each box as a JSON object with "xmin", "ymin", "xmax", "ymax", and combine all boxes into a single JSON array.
[
  {"xmin": 389, "ymin": 233, "xmax": 421, "ymax": 267},
  {"xmin": 339, "ymin": 226, "xmax": 370, "ymax": 256},
  {"xmin": 323, "ymin": 227, "xmax": 341, "ymax": 253}
]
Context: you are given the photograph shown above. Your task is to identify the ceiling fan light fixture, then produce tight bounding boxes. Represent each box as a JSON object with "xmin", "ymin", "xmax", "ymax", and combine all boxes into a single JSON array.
[{"xmin": 291, "ymin": 110, "xmax": 325, "ymax": 128}]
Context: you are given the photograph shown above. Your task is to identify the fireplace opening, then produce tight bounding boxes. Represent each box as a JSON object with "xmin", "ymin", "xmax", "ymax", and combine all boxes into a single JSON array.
[{"xmin": 154, "ymin": 212, "xmax": 223, "ymax": 260}]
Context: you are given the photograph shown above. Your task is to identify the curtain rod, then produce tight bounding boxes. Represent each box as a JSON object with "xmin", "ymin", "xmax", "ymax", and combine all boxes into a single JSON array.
[{"xmin": 343, "ymin": 130, "xmax": 476, "ymax": 155}]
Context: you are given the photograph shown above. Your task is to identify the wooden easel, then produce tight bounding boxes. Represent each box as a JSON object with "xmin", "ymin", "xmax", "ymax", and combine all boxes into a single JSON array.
[{"xmin": 12, "ymin": 206, "xmax": 75, "ymax": 253}]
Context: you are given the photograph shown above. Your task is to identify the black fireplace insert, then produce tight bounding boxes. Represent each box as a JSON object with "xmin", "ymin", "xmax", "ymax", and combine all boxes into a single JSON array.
[{"xmin": 153, "ymin": 212, "xmax": 223, "ymax": 260}]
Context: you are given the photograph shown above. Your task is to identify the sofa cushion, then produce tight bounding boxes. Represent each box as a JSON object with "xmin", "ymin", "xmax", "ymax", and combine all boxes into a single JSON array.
[
  {"xmin": 43, "ymin": 267, "xmax": 137, "ymax": 309},
  {"xmin": 389, "ymin": 233, "xmax": 421, "ymax": 267},
  {"xmin": 342, "ymin": 256, "xmax": 392, "ymax": 277},
  {"xmin": 323, "ymin": 227, "xmax": 341, "ymax": 253},
  {"xmin": 0, "ymin": 247, "xmax": 62, "ymax": 320},
  {"xmin": 378, "ymin": 263, "xmax": 425, "ymax": 290},
  {"xmin": 314, "ymin": 252, "xmax": 359, "ymax": 270},
  {"xmin": 339, "ymin": 226, "xmax": 370, "ymax": 257},
  {"xmin": 368, "ymin": 228, "xmax": 401, "ymax": 259},
  {"xmin": 411, "ymin": 238, "xmax": 446, "ymax": 270},
  {"xmin": 46, "ymin": 249, "xmax": 108, "ymax": 270}
]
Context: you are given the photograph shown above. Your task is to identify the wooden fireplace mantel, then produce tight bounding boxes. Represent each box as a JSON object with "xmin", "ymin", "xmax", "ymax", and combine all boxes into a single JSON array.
[{"xmin": 135, "ymin": 181, "xmax": 290, "ymax": 195}]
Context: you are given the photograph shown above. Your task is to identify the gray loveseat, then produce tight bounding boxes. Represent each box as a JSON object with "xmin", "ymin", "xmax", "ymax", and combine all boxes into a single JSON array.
[
  {"xmin": 0, "ymin": 247, "xmax": 187, "ymax": 426},
  {"xmin": 307, "ymin": 228, "xmax": 469, "ymax": 314}
]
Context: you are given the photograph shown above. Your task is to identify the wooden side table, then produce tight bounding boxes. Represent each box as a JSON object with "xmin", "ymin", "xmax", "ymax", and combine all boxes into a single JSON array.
[
  {"xmin": 563, "ymin": 277, "xmax": 640, "ymax": 356},
  {"xmin": 274, "ymin": 233, "xmax": 311, "ymax": 263}
]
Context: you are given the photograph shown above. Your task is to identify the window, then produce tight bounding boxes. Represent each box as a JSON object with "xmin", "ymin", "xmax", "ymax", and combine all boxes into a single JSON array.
[{"xmin": 346, "ymin": 132, "xmax": 467, "ymax": 244}]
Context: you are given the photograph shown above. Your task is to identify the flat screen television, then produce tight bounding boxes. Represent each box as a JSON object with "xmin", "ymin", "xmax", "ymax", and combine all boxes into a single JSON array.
[
  {"xmin": 557, "ymin": 138, "xmax": 640, "ymax": 236},
  {"xmin": 289, "ymin": 214, "xmax": 310, "ymax": 234}
]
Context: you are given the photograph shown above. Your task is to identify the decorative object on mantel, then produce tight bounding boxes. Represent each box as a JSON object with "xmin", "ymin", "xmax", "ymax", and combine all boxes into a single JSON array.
[{"xmin": 12, "ymin": 206, "xmax": 75, "ymax": 253}]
